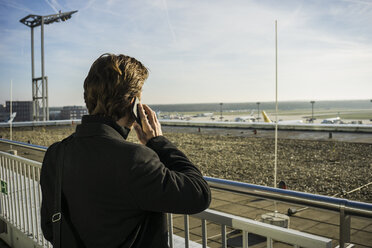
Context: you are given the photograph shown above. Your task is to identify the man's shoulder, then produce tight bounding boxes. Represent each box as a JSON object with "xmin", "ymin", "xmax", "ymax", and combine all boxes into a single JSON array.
[
  {"xmin": 43, "ymin": 134, "xmax": 76, "ymax": 167},
  {"xmin": 110, "ymin": 138, "xmax": 156, "ymax": 160},
  {"xmin": 45, "ymin": 133, "xmax": 75, "ymax": 155},
  {"xmin": 44, "ymin": 141, "xmax": 60, "ymax": 160}
]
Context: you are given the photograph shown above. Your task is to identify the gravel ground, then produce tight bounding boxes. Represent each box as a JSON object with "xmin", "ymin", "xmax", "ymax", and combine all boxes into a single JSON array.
[{"xmin": 1, "ymin": 126, "xmax": 371, "ymax": 203}]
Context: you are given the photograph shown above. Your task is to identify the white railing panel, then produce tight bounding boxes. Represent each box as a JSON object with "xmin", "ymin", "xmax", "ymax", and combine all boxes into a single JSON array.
[
  {"xmin": 192, "ymin": 209, "xmax": 332, "ymax": 248},
  {"xmin": 0, "ymin": 151, "xmax": 50, "ymax": 247}
]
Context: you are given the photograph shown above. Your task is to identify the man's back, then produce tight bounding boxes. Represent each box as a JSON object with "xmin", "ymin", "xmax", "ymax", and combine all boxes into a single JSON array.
[{"xmin": 40, "ymin": 115, "xmax": 211, "ymax": 247}]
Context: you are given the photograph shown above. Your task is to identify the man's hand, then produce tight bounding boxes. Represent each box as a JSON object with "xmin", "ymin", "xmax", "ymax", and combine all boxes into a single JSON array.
[{"xmin": 133, "ymin": 104, "xmax": 163, "ymax": 145}]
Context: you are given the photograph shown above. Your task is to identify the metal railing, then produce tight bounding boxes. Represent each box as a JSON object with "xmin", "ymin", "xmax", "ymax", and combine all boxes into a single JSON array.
[
  {"xmin": 205, "ymin": 177, "xmax": 372, "ymax": 219},
  {"xmin": 0, "ymin": 151, "xmax": 51, "ymax": 248},
  {"xmin": 1, "ymin": 138, "xmax": 372, "ymax": 247},
  {"xmin": 0, "ymin": 150, "xmax": 332, "ymax": 248},
  {"xmin": 0, "ymin": 138, "xmax": 47, "ymax": 152},
  {"xmin": 168, "ymin": 210, "xmax": 332, "ymax": 248},
  {"xmin": 206, "ymin": 177, "xmax": 372, "ymax": 247}
]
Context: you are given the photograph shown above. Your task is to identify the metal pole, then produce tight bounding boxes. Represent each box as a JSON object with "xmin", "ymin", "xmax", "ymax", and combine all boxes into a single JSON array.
[
  {"xmin": 310, "ymin": 101, "xmax": 315, "ymax": 123},
  {"xmin": 274, "ymin": 20, "xmax": 278, "ymax": 189},
  {"xmin": 168, "ymin": 213, "xmax": 174, "ymax": 248},
  {"xmin": 46, "ymin": 76, "xmax": 49, "ymax": 120},
  {"xmin": 220, "ymin": 103, "xmax": 223, "ymax": 121},
  {"xmin": 201, "ymin": 219, "xmax": 207, "ymax": 248},
  {"xmin": 339, "ymin": 203, "xmax": 351, "ymax": 248},
  {"xmin": 256, "ymin": 102, "xmax": 260, "ymax": 120},
  {"xmin": 31, "ymin": 27, "xmax": 36, "ymax": 121},
  {"xmin": 41, "ymin": 16, "xmax": 46, "ymax": 121},
  {"xmin": 221, "ymin": 224, "xmax": 227, "ymax": 248},
  {"xmin": 10, "ymin": 80, "xmax": 13, "ymax": 150},
  {"xmin": 184, "ymin": 215, "xmax": 190, "ymax": 248},
  {"xmin": 312, "ymin": 103, "xmax": 314, "ymax": 122}
]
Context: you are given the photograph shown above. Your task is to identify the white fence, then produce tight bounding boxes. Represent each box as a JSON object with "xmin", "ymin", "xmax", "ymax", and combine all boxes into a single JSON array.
[
  {"xmin": 0, "ymin": 151, "xmax": 51, "ymax": 247},
  {"xmin": 0, "ymin": 150, "xmax": 333, "ymax": 248}
]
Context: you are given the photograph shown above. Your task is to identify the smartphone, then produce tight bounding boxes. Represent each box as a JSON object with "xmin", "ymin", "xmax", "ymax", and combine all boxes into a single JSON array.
[{"xmin": 132, "ymin": 97, "xmax": 142, "ymax": 127}]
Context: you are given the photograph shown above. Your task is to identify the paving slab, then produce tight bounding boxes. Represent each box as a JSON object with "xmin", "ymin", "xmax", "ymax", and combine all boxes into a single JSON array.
[
  {"xmin": 351, "ymin": 216, "xmax": 372, "ymax": 230},
  {"xmin": 305, "ymin": 222, "xmax": 341, "ymax": 240},
  {"xmin": 243, "ymin": 198, "xmax": 276, "ymax": 209},
  {"xmin": 294, "ymin": 208, "xmax": 340, "ymax": 223},
  {"xmin": 288, "ymin": 217, "xmax": 319, "ymax": 231},
  {"xmin": 212, "ymin": 202, "xmax": 258, "ymax": 217},
  {"xmin": 209, "ymin": 198, "xmax": 230, "ymax": 208},
  {"xmin": 172, "ymin": 215, "xmax": 203, "ymax": 232},
  {"xmin": 211, "ymin": 190, "xmax": 251, "ymax": 202},
  {"xmin": 257, "ymin": 201, "xmax": 305, "ymax": 215},
  {"xmin": 351, "ymin": 230, "xmax": 372, "ymax": 247},
  {"xmin": 362, "ymin": 223, "xmax": 372, "ymax": 232}
]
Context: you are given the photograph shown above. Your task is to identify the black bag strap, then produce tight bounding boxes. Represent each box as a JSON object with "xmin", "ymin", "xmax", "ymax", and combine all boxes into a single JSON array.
[{"xmin": 52, "ymin": 139, "xmax": 67, "ymax": 248}]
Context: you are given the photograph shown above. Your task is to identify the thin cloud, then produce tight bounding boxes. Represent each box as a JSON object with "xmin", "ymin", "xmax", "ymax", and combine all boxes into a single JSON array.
[
  {"xmin": 0, "ymin": 0, "xmax": 34, "ymax": 13},
  {"xmin": 161, "ymin": 0, "xmax": 177, "ymax": 43},
  {"xmin": 44, "ymin": 0, "xmax": 62, "ymax": 13},
  {"xmin": 1, "ymin": 0, "xmax": 372, "ymax": 105},
  {"xmin": 82, "ymin": 0, "xmax": 95, "ymax": 10}
]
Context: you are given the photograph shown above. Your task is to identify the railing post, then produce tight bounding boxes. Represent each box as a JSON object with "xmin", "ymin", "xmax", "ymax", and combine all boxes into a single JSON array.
[
  {"xmin": 27, "ymin": 164, "xmax": 35, "ymax": 239},
  {"xmin": 242, "ymin": 230, "xmax": 248, "ymax": 248},
  {"xmin": 267, "ymin": 237, "xmax": 273, "ymax": 248},
  {"xmin": 339, "ymin": 203, "xmax": 351, "ymax": 248},
  {"xmin": 221, "ymin": 224, "xmax": 227, "ymax": 248},
  {"xmin": 201, "ymin": 219, "xmax": 207, "ymax": 248},
  {"xmin": 0, "ymin": 155, "xmax": 4, "ymax": 217},
  {"xmin": 15, "ymin": 161, "xmax": 21, "ymax": 228},
  {"xmin": 167, "ymin": 213, "xmax": 174, "ymax": 248},
  {"xmin": 10, "ymin": 160, "xmax": 15, "ymax": 225},
  {"xmin": 32, "ymin": 166, "xmax": 39, "ymax": 242},
  {"xmin": 184, "ymin": 215, "xmax": 189, "ymax": 248},
  {"xmin": 23, "ymin": 162, "xmax": 30, "ymax": 234}
]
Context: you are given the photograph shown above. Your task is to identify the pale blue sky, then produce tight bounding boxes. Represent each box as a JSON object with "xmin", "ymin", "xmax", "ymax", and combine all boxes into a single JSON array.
[{"xmin": 0, "ymin": 0, "xmax": 372, "ymax": 106}]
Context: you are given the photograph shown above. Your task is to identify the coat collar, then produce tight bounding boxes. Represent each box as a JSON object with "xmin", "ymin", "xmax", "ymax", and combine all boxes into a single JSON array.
[{"xmin": 75, "ymin": 115, "xmax": 130, "ymax": 140}]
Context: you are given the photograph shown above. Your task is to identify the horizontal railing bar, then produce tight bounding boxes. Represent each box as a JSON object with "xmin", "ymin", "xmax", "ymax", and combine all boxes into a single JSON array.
[
  {"xmin": 192, "ymin": 209, "xmax": 332, "ymax": 248},
  {"xmin": 205, "ymin": 177, "xmax": 372, "ymax": 219},
  {"xmin": 1, "ymin": 138, "xmax": 372, "ymax": 218},
  {"xmin": 0, "ymin": 138, "xmax": 47, "ymax": 152},
  {"xmin": 0, "ymin": 120, "xmax": 81, "ymax": 128}
]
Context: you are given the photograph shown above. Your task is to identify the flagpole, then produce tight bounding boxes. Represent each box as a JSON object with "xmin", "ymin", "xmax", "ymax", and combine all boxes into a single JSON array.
[
  {"xmin": 274, "ymin": 20, "xmax": 278, "ymax": 189},
  {"xmin": 10, "ymin": 80, "xmax": 13, "ymax": 150}
]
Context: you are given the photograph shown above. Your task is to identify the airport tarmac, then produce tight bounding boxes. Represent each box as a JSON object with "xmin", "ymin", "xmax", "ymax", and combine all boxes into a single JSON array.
[{"xmin": 162, "ymin": 126, "xmax": 372, "ymax": 144}]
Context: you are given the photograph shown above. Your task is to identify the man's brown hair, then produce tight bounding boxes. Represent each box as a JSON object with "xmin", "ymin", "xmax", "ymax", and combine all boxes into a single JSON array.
[{"xmin": 84, "ymin": 53, "xmax": 148, "ymax": 120}]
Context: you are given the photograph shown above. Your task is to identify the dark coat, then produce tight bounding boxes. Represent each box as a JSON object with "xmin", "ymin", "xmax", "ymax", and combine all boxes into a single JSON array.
[{"xmin": 40, "ymin": 115, "xmax": 211, "ymax": 248}]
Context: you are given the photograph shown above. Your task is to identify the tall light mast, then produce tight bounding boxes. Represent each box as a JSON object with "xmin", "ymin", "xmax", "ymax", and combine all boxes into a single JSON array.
[{"xmin": 20, "ymin": 10, "xmax": 78, "ymax": 121}]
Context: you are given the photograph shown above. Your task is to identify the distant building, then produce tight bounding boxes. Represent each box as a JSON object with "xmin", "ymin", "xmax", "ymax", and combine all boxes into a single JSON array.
[
  {"xmin": 60, "ymin": 106, "xmax": 88, "ymax": 120},
  {"xmin": 0, "ymin": 104, "xmax": 7, "ymax": 122},
  {"xmin": 0, "ymin": 112, "xmax": 9, "ymax": 122},
  {"xmin": 5, "ymin": 101, "xmax": 33, "ymax": 122},
  {"xmin": 49, "ymin": 110, "xmax": 62, "ymax": 120}
]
